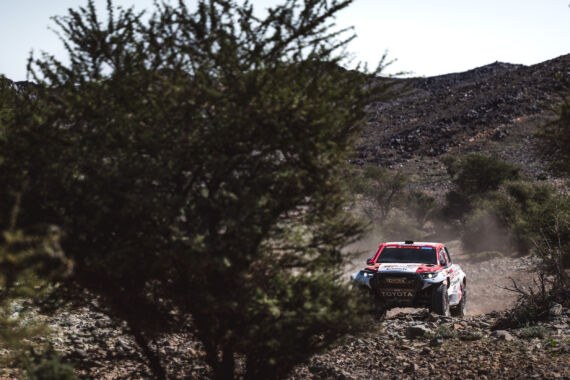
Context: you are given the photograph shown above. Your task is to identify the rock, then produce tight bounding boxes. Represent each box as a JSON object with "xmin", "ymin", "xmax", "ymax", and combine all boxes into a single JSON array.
[
  {"xmin": 424, "ymin": 312, "xmax": 439, "ymax": 322},
  {"xmin": 406, "ymin": 325, "xmax": 431, "ymax": 339},
  {"xmin": 549, "ymin": 303, "xmax": 563, "ymax": 316},
  {"xmin": 491, "ymin": 330, "xmax": 514, "ymax": 341},
  {"xmin": 405, "ymin": 363, "xmax": 419, "ymax": 373},
  {"xmin": 430, "ymin": 336, "xmax": 444, "ymax": 347}
]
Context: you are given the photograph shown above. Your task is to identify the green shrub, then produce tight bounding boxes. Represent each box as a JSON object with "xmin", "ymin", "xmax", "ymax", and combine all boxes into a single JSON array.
[
  {"xmin": 436, "ymin": 325, "xmax": 458, "ymax": 339},
  {"xmin": 459, "ymin": 331, "xmax": 483, "ymax": 341},
  {"xmin": 352, "ymin": 166, "xmax": 408, "ymax": 220},
  {"xmin": 3, "ymin": 1, "xmax": 397, "ymax": 378},
  {"xmin": 535, "ymin": 95, "xmax": 570, "ymax": 176},
  {"xmin": 26, "ymin": 357, "xmax": 76, "ymax": 380},
  {"xmin": 452, "ymin": 154, "xmax": 520, "ymax": 195},
  {"xmin": 519, "ymin": 325, "xmax": 549, "ymax": 339},
  {"xmin": 442, "ymin": 154, "xmax": 520, "ymax": 220}
]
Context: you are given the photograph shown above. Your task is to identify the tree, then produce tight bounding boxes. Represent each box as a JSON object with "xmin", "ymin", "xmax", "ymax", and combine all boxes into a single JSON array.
[
  {"xmin": 442, "ymin": 153, "xmax": 520, "ymax": 219},
  {"xmin": 2, "ymin": 1, "xmax": 394, "ymax": 378},
  {"xmin": 0, "ymin": 77, "xmax": 76, "ymax": 379},
  {"xmin": 352, "ymin": 166, "xmax": 408, "ymax": 220},
  {"xmin": 536, "ymin": 95, "xmax": 570, "ymax": 176}
]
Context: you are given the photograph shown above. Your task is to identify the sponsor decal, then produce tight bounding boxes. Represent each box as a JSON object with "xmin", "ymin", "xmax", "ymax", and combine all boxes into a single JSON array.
[
  {"xmin": 385, "ymin": 278, "xmax": 409, "ymax": 284},
  {"xmin": 381, "ymin": 290, "xmax": 414, "ymax": 297},
  {"xmin": 378, "ymin": 264, "xmax": 421, "ymax": 273}
]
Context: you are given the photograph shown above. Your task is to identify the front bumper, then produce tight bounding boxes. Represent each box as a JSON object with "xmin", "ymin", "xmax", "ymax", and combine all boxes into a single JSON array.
[{"xmin": 353, "ymin": 270, "xmax": 442, "ymax": 308}]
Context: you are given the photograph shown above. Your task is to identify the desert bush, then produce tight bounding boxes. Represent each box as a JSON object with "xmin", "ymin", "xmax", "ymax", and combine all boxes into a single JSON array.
[
  {"xmin": 528, "ymin": 192, "xmax": 570, "ymax": 269},
  {"xmin": 494, "ymin": 271, "xmax": 569, "ymax": 329},
  {"xmin": 519, "ymin": 325, "xmax": 549, "ymax": 339},
  {"xmin": 442, "ymin": 154, "xmax": 520, "ymax": 220},
  {"xmin": 1, "ymin": 1, "xmax": 396, "ymax": 378},
  {"xmin": 26, "ymin": 356, "xmax": 76, "ymax": 380},
  {"xmin": 436, "ymin": 325, "xmax": 458, "ymax": 339},
  {"xmin": 351, "ymin": 166, "xmax": 408, "ymax": 220},
  {"xmin": 452, "ymin": 154, "xmax": 520, "ymax": 195},
  {"xmin": 351, "ymin": 166, "xmax": 439, "ymax": 242},
  {"xmin": 443, "ymin": 152, "xmax": 566, "ymax": 257},
  {"xmin": 459, "ymin": 331, "xmax": 483, "ymax": 341},
  {"xmin": 536, "ymin": 94, "xmax": 570, "ymax": 176},
  {"xmin": 0, "ymin": 223, "xmax": 75, "ymax": 377},
  {"xmin": 494, "ymin": 185, "xmax": 569, "ymax": 329}
]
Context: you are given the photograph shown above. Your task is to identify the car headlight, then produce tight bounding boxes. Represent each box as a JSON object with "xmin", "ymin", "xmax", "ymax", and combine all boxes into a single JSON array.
[{"xmin": 420, "ymin": 272, "xmax": 439, "ymax": 279}]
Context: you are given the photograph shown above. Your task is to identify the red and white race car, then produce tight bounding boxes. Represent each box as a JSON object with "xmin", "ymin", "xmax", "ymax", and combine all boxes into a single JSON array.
[{"xmin": 351, "ymin": 241, "xmax": 467, "ymax": 317}]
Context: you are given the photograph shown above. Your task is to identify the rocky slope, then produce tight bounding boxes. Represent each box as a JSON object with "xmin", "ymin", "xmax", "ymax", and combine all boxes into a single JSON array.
[
  {"xmin": 355, "ymin": 54, "xmax": 570, "ymax": 188},
  {"xmin": 291, "ymin": 308, "xmax": 570, "ymax": 379}
]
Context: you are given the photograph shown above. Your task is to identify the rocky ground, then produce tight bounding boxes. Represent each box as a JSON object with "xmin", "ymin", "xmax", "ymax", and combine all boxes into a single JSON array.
[
  {"xmin": 1, "ymin": 249, "xmax": 565, "ymax": 379},
  {"xmin": 290, "ymin": 308, "xmax": 570, "ymax": 379}
]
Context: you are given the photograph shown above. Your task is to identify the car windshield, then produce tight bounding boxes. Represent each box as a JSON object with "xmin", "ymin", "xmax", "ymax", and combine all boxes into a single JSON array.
[{"xmin": 377, "ymin": 247, "xmax": 437, "ymax": 264}]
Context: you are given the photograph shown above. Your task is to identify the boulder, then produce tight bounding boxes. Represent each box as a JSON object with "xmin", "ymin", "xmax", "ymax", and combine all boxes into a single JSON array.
[{"xmin": 406, "ymin": 325, "xmax": 432, "ymax": 339}]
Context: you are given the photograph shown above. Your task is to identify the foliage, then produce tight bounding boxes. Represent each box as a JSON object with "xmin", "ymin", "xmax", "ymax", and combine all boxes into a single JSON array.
[
  {"xmin": 536, "ymin": 95, "xmax": 570, "ymax": 176},
  {"xmin": 350, "ymin": 166, "xmax": 439, "ymax": 241},
  {"xmin": 458, "ymin": 331, "xmax": 482, "ymax": 341},
  {"xmin": 519, "ymin": 325, "xmax": 549, "ymax": 339},
  {"xmin": 494, "ymin": 272, "xmax": 569, "ymax": 329},
  {"xmin": 436, "ymin": 325, "xmax": 458, "ymax": 339},
  {"xmin": 1, "ymin": 1, "xmax": 394, "ymax": 378},
  {"xmin": 25, "ymin": 356, "xmax": 77, "ymax": 380},
  {"xmin": 0, "ymin": 79, "xmax": 75, "ymax": 378},
  {"xmin": 0, "ymin": 228, "xmax": 74, "ymax": 375},
  {"xmin": 527, "ymin": 190, "xmax": 570, "ymax": 269},
  {"xmin": 531, "ymin": 198, "xmax": 570, "ymax": 281},
  {"xmin": 351, "ymin": 166, "xmax": 408, "ymax": 220},
  {"xmin": 442, "ymin": 154, "xmax": 520, "ymax": 219},
  {"xmin": 441, "ymin": 153, "xmax": 569, "ymax": 256}
]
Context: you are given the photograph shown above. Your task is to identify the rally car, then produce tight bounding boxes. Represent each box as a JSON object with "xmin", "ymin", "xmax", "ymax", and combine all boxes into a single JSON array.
[{"xmin": 351, "ymin": 241, "xmax": 467, "ymax": 317}]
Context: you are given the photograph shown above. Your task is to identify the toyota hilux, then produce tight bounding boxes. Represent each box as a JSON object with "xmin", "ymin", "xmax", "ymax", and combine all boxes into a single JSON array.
[{"xmin": 351, "ymin": 241, "xmax": 467, "ymax": 317}]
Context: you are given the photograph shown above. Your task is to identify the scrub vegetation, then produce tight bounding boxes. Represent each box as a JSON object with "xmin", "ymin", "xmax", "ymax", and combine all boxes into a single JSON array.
[{"xmin": 0, "ymin": 0, "xmax": 397, "ymax": 378}]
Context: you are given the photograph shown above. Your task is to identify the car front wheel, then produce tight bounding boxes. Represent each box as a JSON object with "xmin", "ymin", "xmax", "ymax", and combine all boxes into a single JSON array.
[{"xmin": 431, "ymin": 282, "xmax": 450, "ymax": 316}]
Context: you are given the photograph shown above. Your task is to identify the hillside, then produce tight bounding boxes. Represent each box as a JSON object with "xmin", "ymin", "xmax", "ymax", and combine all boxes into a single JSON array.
[{"xmin": 355, "ymin": 54, "xmax": 570, "ymax": 190}]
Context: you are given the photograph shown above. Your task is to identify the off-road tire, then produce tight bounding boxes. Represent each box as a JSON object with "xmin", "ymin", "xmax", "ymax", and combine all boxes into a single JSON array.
[
  {"xmin": 450, "ymin": 285, "xmax": 467, "ymax": 317},
  {"xmin": 431, "ymin": 282, "xmax": 450, "ymax": 316}
]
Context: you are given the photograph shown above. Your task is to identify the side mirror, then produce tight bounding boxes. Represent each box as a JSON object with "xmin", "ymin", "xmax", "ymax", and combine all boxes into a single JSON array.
[{"xmin": 366, "ymin": 258, "xmax": 375, "ymax": 265}]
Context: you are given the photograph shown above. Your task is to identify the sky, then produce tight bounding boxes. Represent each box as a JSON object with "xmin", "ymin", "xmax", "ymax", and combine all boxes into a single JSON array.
[{"xmin": 1, "ymin": 0, "xmax": 569, "ymax": 81}]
